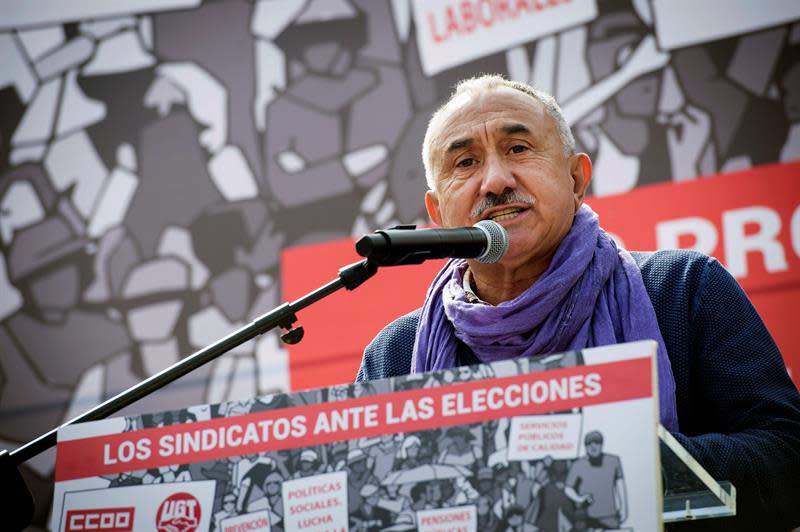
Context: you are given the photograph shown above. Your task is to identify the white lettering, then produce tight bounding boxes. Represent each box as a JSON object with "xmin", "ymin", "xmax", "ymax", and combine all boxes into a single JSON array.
[
  {"xmin": 418, "ymin": 396, "xmax": 435, "ymax": 420},
  {"xmin": 655, "ymin": 216, "xmax": 718, "ymax": 254},
  {"xmin": 135, "ymin": 438, "xmax": 151, "ymax": 460},
  {"xmin": 584, "ymin": 373, "xmax": 602, "ymax": 396},
  {"xmin": 723, "ymin": 206, "xmax": 787, "ymax": 277},
  {"xmin": 314, "ymin": 412, "xmax": 331, "ymax": 434},
  {"xmin": 103, "ymin": 444, "xmax": 117, "ymax": 465},
  {"xmin": 118, "ymin": 441, "xmax": 135, "ymax": 463}
]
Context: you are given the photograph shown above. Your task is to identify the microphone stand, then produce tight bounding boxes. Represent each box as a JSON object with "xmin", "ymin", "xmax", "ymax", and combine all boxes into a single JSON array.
[{"xmin": 1, "ymin": 258, "xmax": 379, "ymax": 531}]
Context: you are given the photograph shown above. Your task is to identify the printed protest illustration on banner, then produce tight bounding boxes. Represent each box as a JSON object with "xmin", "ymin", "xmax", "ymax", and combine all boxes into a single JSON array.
[
  {"xmin": 411, "ymin": 0, "xmax": 598, "ymax": 75},
  {"xmin": 53, "ymin": 341, "xmax": 661, "ymax": 531}
]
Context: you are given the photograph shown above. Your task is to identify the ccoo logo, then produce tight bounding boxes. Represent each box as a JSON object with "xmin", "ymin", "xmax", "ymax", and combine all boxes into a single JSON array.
[
  {"xmin": 155, "ymin": 492, "xmax": 201, "ymax": 532},
  {"xmin": 65, "ymin": 507, "xmax": 134, "ymax": 531}
]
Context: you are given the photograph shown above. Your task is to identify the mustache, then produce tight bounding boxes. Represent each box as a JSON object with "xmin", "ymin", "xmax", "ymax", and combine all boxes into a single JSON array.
[{"xmin": 470, "ymin": 189, "xmax": 535, "ymax": 219}]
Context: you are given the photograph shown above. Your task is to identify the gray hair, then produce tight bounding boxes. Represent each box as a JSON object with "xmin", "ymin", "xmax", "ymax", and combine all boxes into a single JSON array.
[{"xmin": 422, "ymin": 74, "xmax": 576, "ymax": 190}]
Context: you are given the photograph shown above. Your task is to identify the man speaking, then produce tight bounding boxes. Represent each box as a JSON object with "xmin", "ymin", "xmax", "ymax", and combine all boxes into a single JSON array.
[{"xmin": 356, "ymin": 75, "xmax": 800, "ymax": 529}]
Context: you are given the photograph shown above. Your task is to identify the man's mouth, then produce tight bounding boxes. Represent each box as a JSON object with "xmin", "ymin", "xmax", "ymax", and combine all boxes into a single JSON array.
[{"xmin": 486, "ymin": 207, "xmax": 526, "ymax": 222}]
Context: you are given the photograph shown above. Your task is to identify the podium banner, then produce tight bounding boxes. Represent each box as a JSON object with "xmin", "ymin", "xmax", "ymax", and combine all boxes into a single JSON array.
[{"xmin": 53, "ymin": 341, "xmax": 661, "ymax": 531}]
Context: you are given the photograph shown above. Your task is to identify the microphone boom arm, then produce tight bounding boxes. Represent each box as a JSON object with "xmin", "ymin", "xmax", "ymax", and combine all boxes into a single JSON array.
[{"xmin": 2, "ymin": 258, "xmax": 380, "ymax": 530}]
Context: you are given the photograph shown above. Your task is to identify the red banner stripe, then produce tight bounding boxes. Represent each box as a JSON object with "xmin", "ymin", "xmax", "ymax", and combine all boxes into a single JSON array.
[{"xmin": 56, "ymin": 357, "xmax": 652, "ymax": 481}]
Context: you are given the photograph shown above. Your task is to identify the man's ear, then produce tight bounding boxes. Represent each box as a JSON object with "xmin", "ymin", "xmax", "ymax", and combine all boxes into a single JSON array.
[
  {"xmin": 425, "ymin": 190, "xmax": 443, "ymax": 226},
  {"xmin": 571, "ymin": 153, "xmax": 592, "ymax": 211}
]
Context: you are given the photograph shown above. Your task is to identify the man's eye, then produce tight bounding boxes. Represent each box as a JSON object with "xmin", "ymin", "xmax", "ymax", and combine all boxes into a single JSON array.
[
  {"xmin": 456, "ymin": 158, "xmax": 475, "ymax": 168},
  {"xmin": 510, "ymin": 145, "xmax": 528, "ymax": 154}
]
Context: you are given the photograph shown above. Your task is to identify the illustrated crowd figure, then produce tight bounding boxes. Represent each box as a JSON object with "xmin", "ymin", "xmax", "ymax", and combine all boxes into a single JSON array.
[{"xmin": 1, "ymin": 0, "xmax": 798, "ymax": 527}]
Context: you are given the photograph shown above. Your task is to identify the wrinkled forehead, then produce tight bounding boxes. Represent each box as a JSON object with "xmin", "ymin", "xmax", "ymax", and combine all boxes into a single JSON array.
[{"xmin": 428, "ymin": 87, "xmax": 548, "ymax": 152}]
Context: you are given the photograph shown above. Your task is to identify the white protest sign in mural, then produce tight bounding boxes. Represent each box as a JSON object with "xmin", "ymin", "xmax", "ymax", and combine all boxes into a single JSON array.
[
  {"xmin": 652, "ymin": 0, "xmax": 800, "ymax": 50},
  {"xmin": 507, "ymin": 413, "xmax": 583, "ymax": 460},
  {"xmin": 412, "ymin": 0, "xmax": 598, "ymax": 75},
  {"xmin": 220, "ymin": 510, "xmax": 272, "ymax": 532},
  {"xmin": 417, "ymin": 505, "xmax": 477, "ymax": 532},
  {"xmin": 282, "ymin": 471, "xmax": 349, "ymax": 531}
]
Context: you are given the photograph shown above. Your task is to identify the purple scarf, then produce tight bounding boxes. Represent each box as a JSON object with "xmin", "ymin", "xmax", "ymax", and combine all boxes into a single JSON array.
[{"xmin": 411, "ymin": 205, "xmax": 678, "ymax": 431}]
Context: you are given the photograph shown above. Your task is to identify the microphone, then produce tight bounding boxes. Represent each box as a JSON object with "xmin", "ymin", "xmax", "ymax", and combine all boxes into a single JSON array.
[{"xmin": 355, "ymin": 220, "xmax": 508, "ymax": 266}]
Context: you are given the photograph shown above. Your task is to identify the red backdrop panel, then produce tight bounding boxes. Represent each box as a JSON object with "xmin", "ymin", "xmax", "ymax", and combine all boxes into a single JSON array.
[{"xmin": 282, "ymin": 162, "xmax": 800, "ymax": 390}]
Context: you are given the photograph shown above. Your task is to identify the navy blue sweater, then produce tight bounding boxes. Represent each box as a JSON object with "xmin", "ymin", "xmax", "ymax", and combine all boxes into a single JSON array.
[{"xmin": 357, "ymin": 250, "xmax": 800, "ymax": 530}]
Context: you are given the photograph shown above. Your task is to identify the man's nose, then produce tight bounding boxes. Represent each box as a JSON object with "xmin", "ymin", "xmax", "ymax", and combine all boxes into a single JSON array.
[{"xmin": 480, "ymin": 155, "xmax": 516, "ymax": 196}]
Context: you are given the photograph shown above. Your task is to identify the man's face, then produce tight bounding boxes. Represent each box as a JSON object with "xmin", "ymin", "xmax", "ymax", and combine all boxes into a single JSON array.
[
  {"xmin": 587, "ymin": 440, "xmax": 603, "ymax": 458},
  {"xmin": 265, "ymin": 475, "xmax": 282, "ymax": 495},
  {"xmin": 587, "ymin": 13, "xmax": 659, "ymax": 119},
  {"xmin": 351, "ymin": 459, "xmax": 367, "ymax": 473},
  {"xmin": 425, "ymin": 87, "xmax": 590, "ymax": 271},
  {"xmin": 426, "ymin": 481, "xmax": 443, "ymax": 503},
  {"xmin": 407, "ymin": 443, "xmax": 419, "ymax": 458}
]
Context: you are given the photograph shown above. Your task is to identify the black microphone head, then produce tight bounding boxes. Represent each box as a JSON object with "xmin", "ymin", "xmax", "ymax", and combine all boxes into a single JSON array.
[{"xmin": 473, "ymin": 220, "xmax": 508, "ymax": 263}]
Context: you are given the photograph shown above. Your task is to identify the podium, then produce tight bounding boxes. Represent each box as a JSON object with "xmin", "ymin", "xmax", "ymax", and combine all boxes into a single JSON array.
[
  {"xmin": 659, "ymin": 426, "xmax": 735, "ymax": 523},
  {"xmin": 51, "ymin": 341, "xmax": 734, "ymax": 531}
]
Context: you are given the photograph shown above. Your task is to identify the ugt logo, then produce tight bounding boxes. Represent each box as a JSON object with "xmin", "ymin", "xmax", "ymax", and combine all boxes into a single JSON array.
[{"xmin": 155, "ymin": 492, "xmax": 201, "ymax": 532}]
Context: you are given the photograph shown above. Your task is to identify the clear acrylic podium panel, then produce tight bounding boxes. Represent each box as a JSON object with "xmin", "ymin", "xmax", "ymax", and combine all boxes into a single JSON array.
[{"xmin": 659, "ymin": 425, "xmax": 736, "ymax": 523}]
